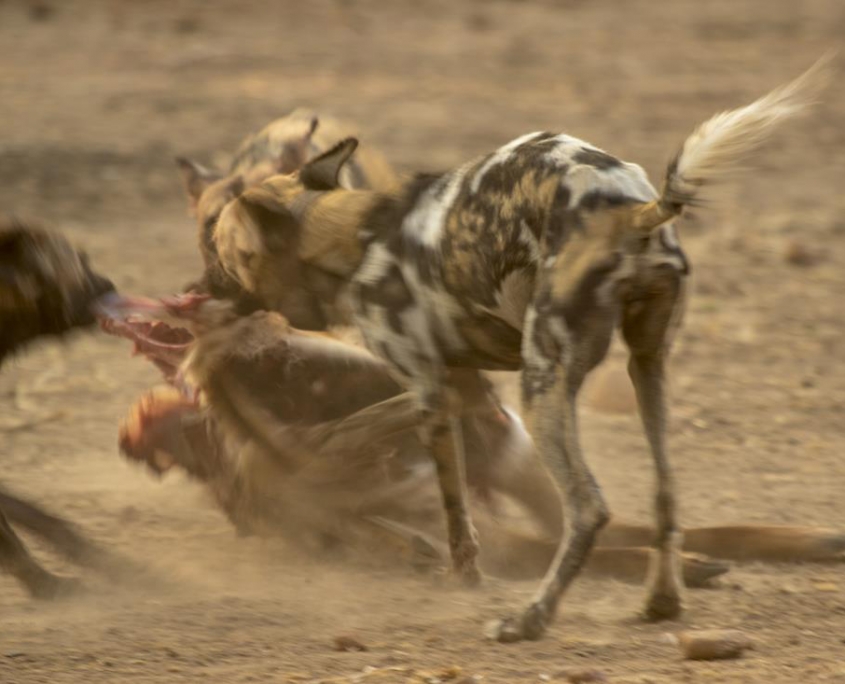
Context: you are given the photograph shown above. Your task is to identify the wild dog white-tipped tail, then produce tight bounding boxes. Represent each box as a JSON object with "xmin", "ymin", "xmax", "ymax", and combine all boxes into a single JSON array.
[{"xmin": 632, "ymin": 53, "xmax": 835, "ymax": 232}]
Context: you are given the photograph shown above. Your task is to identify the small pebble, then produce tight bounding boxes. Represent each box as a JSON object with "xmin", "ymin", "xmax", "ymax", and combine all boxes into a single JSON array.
[
  {"xmin": 439, "ymin": 666, "xmax": 463, "ymax": 680},
  {"xmin": 784, "ymin": 240, "xmax": 820, "ymax": 267},
  {"xmin": 333, "ymin": 635, "xmax": 368, "ymax": 652},
  {"xmin": 674, "ymin": 629, "xmax": 754, "ymax": 661}
]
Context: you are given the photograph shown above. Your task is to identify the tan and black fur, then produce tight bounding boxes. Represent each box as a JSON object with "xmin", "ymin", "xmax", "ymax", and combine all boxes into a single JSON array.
[
  {"xmin": 176, "ymin": 109, "xmax": 399, "ymax": 327},
  {"xmin": 209, "ymin": 57, "xmax": 833, "ymax": 641}
]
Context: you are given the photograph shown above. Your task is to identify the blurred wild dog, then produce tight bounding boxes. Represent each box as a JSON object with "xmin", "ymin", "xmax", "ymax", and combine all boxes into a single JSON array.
[
  {"xmin": 0, "ymin": 219, "xmax": 117, "ymax": 597},
  {"xmin": 175, "ymin": 108, "xmax": 399, "ymax": 328},
  {"xmin": 204, "ymin": 57, "xmax": 835, "ymax": 640}
]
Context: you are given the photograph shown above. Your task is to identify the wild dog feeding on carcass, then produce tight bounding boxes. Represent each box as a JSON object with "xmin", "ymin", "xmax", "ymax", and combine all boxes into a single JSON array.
[
  {"xmin": 194, "ymin": 56, "xmax": 837, "ymax": 641},
  {"xmin": 175, "ymin": 108, "xmax": 398, "ymax": 326},
  {"xmin": 102, "ymin": 293, "xmax": 845, "ymax": 589},
  {"xmin": 0, "ymin": 218, "xmax": 122, "ymax": 598}
]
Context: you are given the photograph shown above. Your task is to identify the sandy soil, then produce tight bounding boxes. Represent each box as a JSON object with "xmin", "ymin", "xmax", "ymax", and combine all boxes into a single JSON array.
[{"xmin": 1, "ymin": 0, "xmax": 845, "ymax": 682}]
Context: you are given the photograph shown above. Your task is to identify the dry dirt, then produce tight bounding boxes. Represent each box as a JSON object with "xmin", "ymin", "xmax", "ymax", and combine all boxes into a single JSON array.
[{"xmin": 1, "ymin": 1, "xmax": 845, "ymax": 682}]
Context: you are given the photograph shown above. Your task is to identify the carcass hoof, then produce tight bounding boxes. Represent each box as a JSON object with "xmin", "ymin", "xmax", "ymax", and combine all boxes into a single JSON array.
[{"xmin": 682, "ymin": 554, "xmax": 730, "ymax": 588}]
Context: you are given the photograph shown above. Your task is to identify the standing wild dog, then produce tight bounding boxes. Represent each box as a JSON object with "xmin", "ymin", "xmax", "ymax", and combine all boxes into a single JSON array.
[
  {"xmin": 0, "ymin": 219, "xmax": 118, "ymax": 597},
  {"xmin": 209, "ymin": 57, "xmax": 833, "ymax": 641}
]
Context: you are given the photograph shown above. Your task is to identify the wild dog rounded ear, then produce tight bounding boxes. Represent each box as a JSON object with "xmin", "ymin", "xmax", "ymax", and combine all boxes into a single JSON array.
[
  {"xmin": 176, "ymin": 157, "xmax": 225, "ymax": 213},
  {"xmin": 298, "ymin": 137, "xmax": 359, "ymax": 191}
]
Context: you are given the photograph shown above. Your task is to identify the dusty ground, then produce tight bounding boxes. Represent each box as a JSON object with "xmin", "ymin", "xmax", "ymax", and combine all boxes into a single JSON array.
[{"xmin": 2, "ymin": 0, "xmax": 845, "ymax": 682}]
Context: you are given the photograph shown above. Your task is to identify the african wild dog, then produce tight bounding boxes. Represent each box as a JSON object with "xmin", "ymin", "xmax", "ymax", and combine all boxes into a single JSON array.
[
  {"xmin": 176, "ymin": 109, "xmax": 398, "ymax": 329},
  {"xmin": 351, "ymin": 59, "xmax": 832, "ymax": 641},
  {"xmin": 206, "ymin": 57, "xmax": 832, "ymax": 641},
  {"xmin": 0, "ymin": 219, "xmax": 117, "ymax": 597}
]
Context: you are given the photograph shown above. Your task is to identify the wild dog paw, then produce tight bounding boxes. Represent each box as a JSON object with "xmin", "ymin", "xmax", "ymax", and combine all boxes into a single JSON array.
[
  {"xmin": 28, "ymin": 572, "xmax": 84, "ymax": 600},
  {"xmin": 459, "ymin": 563, "xmax": 483, "ymax": 588},
  {"xmin": 432, "ymin": 563, "xmax": 483, "ymax": 589},
  {"xmin": 451, "ymin": 537, "xmax": 482, "ymax": 587},
  {"xmin": 642, "ymin": 590, "xmax": 683, "ymax": 622},
  {"xmin": 484, "ymin": 602, "xmax": 550, "ymax": 643}
]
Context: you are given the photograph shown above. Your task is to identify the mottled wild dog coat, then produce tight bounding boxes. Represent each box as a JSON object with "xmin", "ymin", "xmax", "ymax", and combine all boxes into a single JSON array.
[{"xmin": 212, "ymin": 58, "xmax": 831, "ymax": 642}]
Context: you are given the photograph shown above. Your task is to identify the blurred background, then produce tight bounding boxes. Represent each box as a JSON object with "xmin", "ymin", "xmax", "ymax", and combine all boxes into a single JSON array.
[{"xmin": 1, "ymin": 1, "xmax": 844, "ymax": 682}]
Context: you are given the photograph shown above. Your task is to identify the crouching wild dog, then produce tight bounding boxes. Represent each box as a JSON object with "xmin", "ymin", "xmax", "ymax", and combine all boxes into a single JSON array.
[
  {"xmin": 0, "ymin": 219, "xmax": 119, "ymax": 597},
  {"xmin": 206, "ymin": 56, "xmax": 833, "ymax": 641}
]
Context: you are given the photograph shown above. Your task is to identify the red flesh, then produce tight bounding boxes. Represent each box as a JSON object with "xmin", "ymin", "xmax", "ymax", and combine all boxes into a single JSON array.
[{"xmin": 99, "ymin": 292, "xmax": 209, "ymax": 472}]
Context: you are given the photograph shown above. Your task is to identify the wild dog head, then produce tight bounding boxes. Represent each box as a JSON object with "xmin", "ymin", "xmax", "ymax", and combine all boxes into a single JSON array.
[
  {"xmin": 177, "ymin": 114, "xmax": 320, "ymax": 286},
  {"xmin": 0, "ymin": 218, "xmax": 116, "ymax": 360},
  {"xmin": 210, "ymin": 138, "xmax": 371, "ymax": 329},
  {"xmin": 177, "ymin": 112, "xmax": 397, "ymax": 329}
]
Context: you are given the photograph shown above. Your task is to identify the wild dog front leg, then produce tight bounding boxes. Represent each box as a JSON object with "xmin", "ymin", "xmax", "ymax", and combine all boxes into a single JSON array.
[
  {"xmin": 0, "ymin": 487, "xmax": 117, "ymax": 573},
  {"xmin": 352, "ymin": 283, "xmax": 481, "ymax": 584},
  {"xmin": 0, "ymin": 506, "xmax": 79, "ymax": 599},
  {"xmin": 419, "ymin": 386, "xmax": 481, "ymax": 586}
]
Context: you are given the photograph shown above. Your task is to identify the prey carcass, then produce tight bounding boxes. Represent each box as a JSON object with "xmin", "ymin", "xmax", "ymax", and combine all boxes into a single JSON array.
[{"xmin": 103, "ymin": 294, "xmax": 845, "ymax": 586}]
